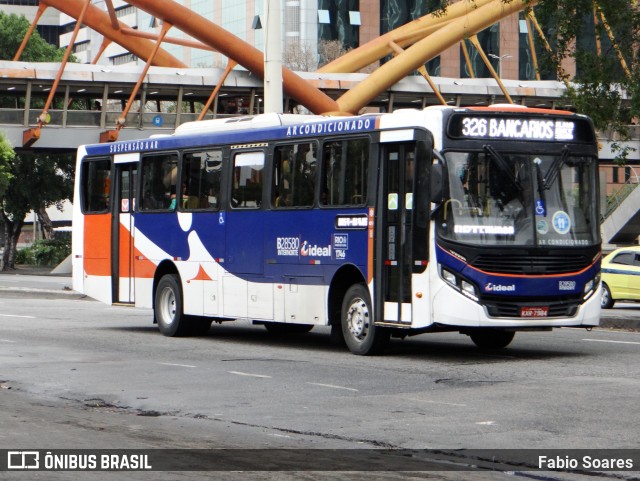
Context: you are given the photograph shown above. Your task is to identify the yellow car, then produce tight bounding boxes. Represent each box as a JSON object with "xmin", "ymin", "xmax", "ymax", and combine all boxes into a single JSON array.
[{"xmin": 601, "ymin": 246, "xmax": 640, "ymax": 309}]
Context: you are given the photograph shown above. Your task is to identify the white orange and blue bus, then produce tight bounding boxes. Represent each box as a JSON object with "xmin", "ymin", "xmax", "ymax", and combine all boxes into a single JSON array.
[{"xmin": 72, "ymin": 106, "xmax": 601, "ymax": 355}]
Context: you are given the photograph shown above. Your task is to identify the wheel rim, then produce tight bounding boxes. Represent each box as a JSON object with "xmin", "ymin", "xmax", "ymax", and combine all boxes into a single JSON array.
[
  {"xmin": 159, "ymin": 286, "xmax": 176, "ymax": 326},
  {"xmin": 601, "ymin": 287, "xmax": 609, "ymax": 308},
  {"xmin": 346, "ymin": 296, "xmax": 369, "ymax": 342}
]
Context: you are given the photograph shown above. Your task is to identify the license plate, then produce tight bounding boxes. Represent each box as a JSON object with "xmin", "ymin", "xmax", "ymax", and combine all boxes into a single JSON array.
[{"xmin": 520, "ymin": 306, "xmax": 549, "ymax": 318}]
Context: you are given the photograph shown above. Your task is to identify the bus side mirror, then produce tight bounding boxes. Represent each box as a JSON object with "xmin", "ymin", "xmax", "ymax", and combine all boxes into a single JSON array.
[{"xmin": 430, "ymin": 163, "xmax": 444, "ymax": 204}]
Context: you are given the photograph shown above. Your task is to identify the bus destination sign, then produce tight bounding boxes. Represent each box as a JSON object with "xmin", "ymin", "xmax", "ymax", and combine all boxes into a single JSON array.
[{"xmin": 448, "ymin": 114, "xmax": 593, "ymax": 142}]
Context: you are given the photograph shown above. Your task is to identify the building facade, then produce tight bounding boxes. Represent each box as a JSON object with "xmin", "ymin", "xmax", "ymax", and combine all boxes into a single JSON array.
[{"xmin": 44, "ymin": 0, "xmax": 555, "ymax": 81}]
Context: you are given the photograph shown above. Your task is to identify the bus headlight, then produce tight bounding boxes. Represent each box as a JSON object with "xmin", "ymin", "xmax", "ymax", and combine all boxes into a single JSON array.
[
  {"xmin": 442, "ymin": 268, "xmax": 457, "ymax": 286},
  {"xmin": 583, "ymin": 273, "xmax": 601, "ymax": 301},
  {"xmin": 461, "ymin": 279, "xmax": 479, "ymax": 301},
  {"xmin": 439, "ymin": 265, "xmax": 479, "ymax": 301}
]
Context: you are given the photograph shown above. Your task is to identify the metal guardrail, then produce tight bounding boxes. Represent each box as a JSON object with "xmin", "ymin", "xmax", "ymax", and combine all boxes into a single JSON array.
[{"xmin": 602, "ymin": 167, "xmax": 640, "ymax": 221}]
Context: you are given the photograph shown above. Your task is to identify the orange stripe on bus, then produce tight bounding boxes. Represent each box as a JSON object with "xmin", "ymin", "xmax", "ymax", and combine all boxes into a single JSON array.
[{"xmin": 83, "ymin": 214, "xmax": 112, "ymax": 277}]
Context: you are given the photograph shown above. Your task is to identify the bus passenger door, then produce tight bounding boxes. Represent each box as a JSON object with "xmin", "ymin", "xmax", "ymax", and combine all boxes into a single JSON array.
[
  {"xmin": 112, "ymin": 162, "xmax": 137, "ymax": 304},
  {"xmin": 376, "ymin": 142, "xmax": 419, "ymax": 325},
  {"xmin": 223, "ymin": 150, "xmax": 268, "ymax": 319}
]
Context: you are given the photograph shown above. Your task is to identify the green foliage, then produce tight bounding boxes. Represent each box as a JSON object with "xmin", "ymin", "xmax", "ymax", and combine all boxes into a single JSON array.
[
  {"xmin": 3, "ymin": 151, "xmax": 75, "ymax": 218},
  {"xmin": 0, "ymin": 131, "xmax": 15, "ymax": 197},
  {"xmin": 534, "ymin": 0, "xmax": 640, "ymax": 139},
  {"xmin": 0, "ymin": 11, "xmax": 69, "ymax": 62},
  {"xmin": 15, "ymin": 238, "xmax": 70, "ymax": 267}
]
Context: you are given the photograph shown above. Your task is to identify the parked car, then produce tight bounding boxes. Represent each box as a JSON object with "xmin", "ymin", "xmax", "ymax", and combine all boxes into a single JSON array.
[{"xmin": 601, "ymin": 246, "xmax": 640, "ymax": 308}]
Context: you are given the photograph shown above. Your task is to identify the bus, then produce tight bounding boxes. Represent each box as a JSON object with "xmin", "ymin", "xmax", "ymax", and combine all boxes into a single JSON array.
[{"xmin": 72, "ymin": 106, "xmax": 602, "ymax": 355}]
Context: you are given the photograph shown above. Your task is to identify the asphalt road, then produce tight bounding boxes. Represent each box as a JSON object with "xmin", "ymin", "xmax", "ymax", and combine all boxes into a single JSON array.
[{"xmin": 0, "ymin": 275, "xmax": 639, "ymax": 481}]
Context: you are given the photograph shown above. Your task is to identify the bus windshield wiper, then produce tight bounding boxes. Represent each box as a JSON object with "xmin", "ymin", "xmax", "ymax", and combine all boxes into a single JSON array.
[
  {"xmin": 483, "ymin": 145, "xmax": 522, "ymax": 191},
  {"xmin": 534, "ymin": 158, "xmax": 546, "ymax": 209},
  {"xmin": 541, "ymin": 146, "xmax": 569, "ymax": 190}
]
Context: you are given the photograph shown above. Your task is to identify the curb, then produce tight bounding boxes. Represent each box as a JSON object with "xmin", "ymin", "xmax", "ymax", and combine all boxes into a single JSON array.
[
  {"xmin": 599, "ymin": 317, "xmax": 640, "ymax": 332},
  {"xmin": 0, "ymin": 286, "xmax": 88, "ymax": 300}
]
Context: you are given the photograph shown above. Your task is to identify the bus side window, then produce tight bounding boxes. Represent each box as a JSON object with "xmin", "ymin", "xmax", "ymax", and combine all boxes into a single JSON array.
[
  {"xmin": 80, "ymin": 158, "xmax": 111, "ymax": 213},
  {"xmin": 272, "ymin": 142, "xmax": 316, "ymax": 208},
  {"xmin": 231, "ymin": 151, "xmax": 264, "ymax": 208},
  {"xmin": 182, "ymin": 149, "xmax": 222, "ymax": 210},
  {"xmin": 140, "ymin": 153, "xmax": 179, "ymax": 211},
  {"xmin": 321, "ymin": 138, "xmax": 369, "ymax": 206}
]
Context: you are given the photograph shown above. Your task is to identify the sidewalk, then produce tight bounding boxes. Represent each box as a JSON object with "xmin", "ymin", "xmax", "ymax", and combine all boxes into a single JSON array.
[
  {"xmin": 0, "ymin": 265, "xmax": 63, "ymax": 276},
  {"xmin": 0, "ymin": 264, "xmax": 82, "ymax": 299}
]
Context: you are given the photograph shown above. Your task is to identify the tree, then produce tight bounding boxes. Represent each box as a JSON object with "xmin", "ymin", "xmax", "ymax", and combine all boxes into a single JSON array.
[
  {"xmin": 0, "ymin": 152, "xmax": 75, "ymax": 270},
  {"xmin": 0, "ymin": 132, "xmax": 15, "ymax": 270},
  {"xmin": 0, "ymin": 12, "xmax": 75, "ymax": 270},
  {"xmin": 318, "ymin": 39, "xmax": 352, "ymax": 68},
  {"xmin": 283, "ymin": 41, "xmax": 318, "ymax": 72},
  {"xmin": 533, "ymin": 0, "xmax": 640, "ymax": 140},
  {"xmin": 0, "ymin": 11, "xmax": 67, "ymax": 62},
  {"xmin": 0, "ymin": 132, "xmax": 13, "ymax": 198}
]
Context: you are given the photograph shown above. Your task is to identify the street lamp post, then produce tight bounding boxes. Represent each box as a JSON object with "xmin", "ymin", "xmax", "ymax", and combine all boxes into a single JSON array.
[
  {"xmin": 263, "ymin": 0, "xmax": 283, "ymax": 113},
  {"xmin": 488, "ymin": 53, "xmax": 512, "ymax": 77}
]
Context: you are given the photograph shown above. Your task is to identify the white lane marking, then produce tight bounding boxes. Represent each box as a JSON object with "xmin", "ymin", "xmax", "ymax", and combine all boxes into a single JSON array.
[
  {"xmin": 583, "ymin": 339, "xmax": 640, "ymax": 346},
  {"xmin": 476, "ymin": 421, "xmax": 496, "ymax": 425},
  {"xmin": 0, "ymin": 314, "xmax": 35, "ymax": 319},
  {"xmin": 159, "ymin": 362, "xmax": 197, "ymax": 368},
  {"xmin": 0, "ymin": 339, "xmax": 17, "ymax": 343},
  {"xmin": 228, "ymin": 371, "xmax": 272, "ymax": 378},
  {"xmin": 306, "ymin": 382, "xmax": 358, "ymax": 392},
  {"xmin": 406, "ymin": 397, "xmax": 467, "ymax": 407}
]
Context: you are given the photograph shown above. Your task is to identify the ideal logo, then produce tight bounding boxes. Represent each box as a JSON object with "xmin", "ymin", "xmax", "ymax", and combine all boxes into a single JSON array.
[
  {"xmin": 484, "ymin": 282, "xmax": 516, "ymax": 292},
  {"xmin": 300, "ymin": 241, "xmax": 332, "ymax": 257}
]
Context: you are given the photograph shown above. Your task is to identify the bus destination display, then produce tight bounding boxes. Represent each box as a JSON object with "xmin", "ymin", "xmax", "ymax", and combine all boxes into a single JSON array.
[{"xmin": 448, "ymin": 114, "xmax": 594, "ymax": 142}]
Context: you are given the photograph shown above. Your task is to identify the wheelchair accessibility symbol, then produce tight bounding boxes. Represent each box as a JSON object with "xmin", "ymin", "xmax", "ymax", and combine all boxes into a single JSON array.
[{"xmin": 535, "ymin": 200, "xmax": 546, "ymax": 216}]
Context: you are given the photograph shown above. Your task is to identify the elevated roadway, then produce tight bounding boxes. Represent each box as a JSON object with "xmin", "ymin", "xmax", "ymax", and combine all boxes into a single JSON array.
[{"xmin": 0, "ymin": 60, "xmax": 570, "ymax": 150}]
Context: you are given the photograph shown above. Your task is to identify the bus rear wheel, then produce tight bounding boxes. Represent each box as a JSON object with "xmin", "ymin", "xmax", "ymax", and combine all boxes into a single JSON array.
[
  {"xmin": 155, "ymin": 274, "xmax": 189, "ymax": 337},
  {"xmin": 468, "ymin": 329, "xmax": 515, "ymax": 349},
  {"xmin": 341, "ymin": 284, "xmax": 389, "ymax": 355}
]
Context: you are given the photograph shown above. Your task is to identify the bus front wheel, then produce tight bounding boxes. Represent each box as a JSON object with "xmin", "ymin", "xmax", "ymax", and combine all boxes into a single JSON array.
[
  {"xmin": 468, "ymin": 329, "xmax": 515, "ymax": 349},
  {"xmin": 155, "ymin": 274, "xmax": 189, "ymax": 337},
  {"xmin": 341, "ymin": 284, "xmax": 389, "ymax": 355}
]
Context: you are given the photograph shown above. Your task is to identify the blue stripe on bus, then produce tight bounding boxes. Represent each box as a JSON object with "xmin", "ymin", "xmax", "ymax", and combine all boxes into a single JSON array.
[
  {"xmin": 133, "ymin": 208, "xmax": 370, "ymax": 284},
  {"xmin": 435, "ymin": 244, "xmax": 599, "ymax": 297}
]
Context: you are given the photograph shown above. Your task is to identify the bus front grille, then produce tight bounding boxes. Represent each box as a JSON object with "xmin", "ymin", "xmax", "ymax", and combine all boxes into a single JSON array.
[{"xmin": 470, "ymin": 254, "xmax": 590, "ymax": 275}]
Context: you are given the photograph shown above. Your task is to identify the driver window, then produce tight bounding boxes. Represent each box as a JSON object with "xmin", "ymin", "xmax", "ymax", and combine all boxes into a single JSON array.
[{"xmin": 231, "ymin": 151, "xmax": 264, "ymax": 208}]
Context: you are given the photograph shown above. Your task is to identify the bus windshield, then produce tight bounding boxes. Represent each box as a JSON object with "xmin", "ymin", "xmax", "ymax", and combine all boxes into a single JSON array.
[{"xmin": 437, "ymin": 149, "xmax": 599, "ymax": 247}]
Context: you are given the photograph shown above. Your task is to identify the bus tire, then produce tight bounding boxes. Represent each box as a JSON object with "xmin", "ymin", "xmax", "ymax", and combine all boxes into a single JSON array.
[
  {"xmin": 263, "ymin": 322, "xmax": 313, "ymax": 335},
  {"xmin": 341, "ymin": 284, "xmax": 389, "ymax": 355},
  {"xmin": 601, "ymin": 283, "xmax": 615, "ymax": 309},
  {"xmin": 155, "ymin": 274, "xmax": 189, "ymax": 337},
  {"xmin": 469, "ymin": 329, "xmax": 515, "ymax": 349}
]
